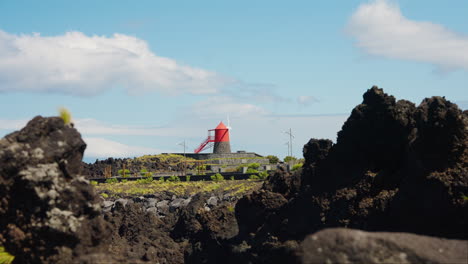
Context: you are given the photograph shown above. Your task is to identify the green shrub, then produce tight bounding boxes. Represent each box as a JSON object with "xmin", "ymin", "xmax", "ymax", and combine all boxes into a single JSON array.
[
  {"xmin": 90, "ymin": 180, "xmax": 98, "ymax": 186},
  {"xmin": 105, "ymin": 178, "xmax": 118, "ymax": 184},
  {"xmin": 284, "ymin": 156, "xmax": 297, "ymax": 163},
  {"xmin": 185, "ymin": 175, "xmax": 191, "ymax": 182},
  {"xmin": 291, "ymin": 163, "xmax": 303, "ymax": 171},
  {"xmin": 258, "ymin": 171, "xmax": 269, "ymax": 180},
  {"xmin": 158, "ymin": 176, "xmax": 165, "ymax": 182},
  {"xmin": 140, "ymin": 169, "xmax": 153, "ymax": 177},
  {"xmin": 230, "ymin": 176, "xmax": 235, "ymax": 181},
  {"xmin": 246, "ymin": 168, "xmax": 259, "ymax": 174},
  {"xmin": 211, "ymin": 173, "xmax": 224, "ymax": 181},
  {"xmin": 265, "ymin": 155, "xmax": 280, "ymax": 164},
  {"xmin": 58, "ymin": 107, "xmax": 72, "ymax": 125},
  {"xmin": 101, "ymin": 193, "xmax": 109, "ymax": 198},
  {"xmin": 167, "ymin": 175, "xmax": 180, "ymax": 182},
  {"xmin": 137, "ymin": 176, "xmax": 153, "ymax": 184},
  {"xmin": 121, "ymin": 179, "xmax": 128, "ymax": 183},
  {"xmin": 118, "ymin": 169, "xmax": 130, "ymax": 178},
  {"xmin": 249, "ymin": 175, "xmax": 260, "ymax": 180},
  {"xmin": 247, "ymin": 163, "xmax": 260, "ymax": 170}
]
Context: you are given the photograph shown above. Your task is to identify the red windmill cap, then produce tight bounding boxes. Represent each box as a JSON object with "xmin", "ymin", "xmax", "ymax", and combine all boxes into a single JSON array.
[{"xmin": 215, "ymin": 121, "xmax": 227, "ymax": 129}]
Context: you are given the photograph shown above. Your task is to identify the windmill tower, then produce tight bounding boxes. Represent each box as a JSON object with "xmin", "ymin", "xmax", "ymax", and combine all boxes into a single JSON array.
[{"xmin": 194, "ymin": 121, "xmax": 232, "ymax": 154}]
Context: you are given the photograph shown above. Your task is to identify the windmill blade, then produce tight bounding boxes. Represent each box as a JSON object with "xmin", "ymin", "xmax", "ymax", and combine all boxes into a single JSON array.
[{"xmin": 226, "ymin": 115, "xmax": 232, "ymax": 130}]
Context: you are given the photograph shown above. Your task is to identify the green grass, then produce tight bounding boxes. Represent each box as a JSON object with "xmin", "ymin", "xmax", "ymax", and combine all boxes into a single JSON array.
[
  {"xmin": 0, "ymin": 247, "xmax": 14, "ymax": 264},
  {"xmin": 95, "ymin": 180, "xmax": 262, "ymax": 198}
]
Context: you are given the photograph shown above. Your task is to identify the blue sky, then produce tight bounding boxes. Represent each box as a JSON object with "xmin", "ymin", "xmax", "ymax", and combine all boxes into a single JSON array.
[{"xmin": 0, "ymin": 0, "xmax": 467, "ymax": 162}]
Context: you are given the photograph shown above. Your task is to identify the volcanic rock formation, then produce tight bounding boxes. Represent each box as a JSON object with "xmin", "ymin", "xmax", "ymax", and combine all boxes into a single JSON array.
[
  {"xmin": 0, "ymin": 116, "xmax": 113, "ymax": 263},
  {"xmin": 228, "ymin": 86, "xmax": 468, "ymax": 263}
]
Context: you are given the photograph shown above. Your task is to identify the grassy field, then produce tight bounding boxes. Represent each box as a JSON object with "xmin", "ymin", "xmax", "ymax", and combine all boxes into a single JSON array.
[{"xmin": 94, "ymin": 179, "xmax": 264, "ymax": 198}]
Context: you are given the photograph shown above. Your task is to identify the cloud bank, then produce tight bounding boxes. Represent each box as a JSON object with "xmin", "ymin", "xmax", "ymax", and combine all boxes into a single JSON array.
[
  {"xmin": 347, "ymin": 0, "xmax": 468, "ymax": 71},
  {"xmin": 189, "ymin": 96, "xmax": 269, "ymax": 119},
  {"xmin": 0, "ymin": 30, "xmax": 230, "ymax": 95},
  {"xmin": 83, "ymin": 137, "xmax": 162, "ymax": 158}
]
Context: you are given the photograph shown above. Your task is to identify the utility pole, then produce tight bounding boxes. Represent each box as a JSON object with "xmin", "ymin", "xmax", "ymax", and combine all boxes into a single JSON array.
[
  {"xmin": 285, "ymin": 141, "xmax": 290, "ymax": 157},
  {"xmin": 178, "ymin": 140, "xmax": 187, "ymax": 176},
  {"xmin": 284, "ymin": 128, "xmax": 294, "ymax": 157}
]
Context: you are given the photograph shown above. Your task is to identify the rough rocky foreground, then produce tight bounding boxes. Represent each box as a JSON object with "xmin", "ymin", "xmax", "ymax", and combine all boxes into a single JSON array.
[{"xmin": 0, "ymin": 86, "xmax": 467, "ymax": 263}]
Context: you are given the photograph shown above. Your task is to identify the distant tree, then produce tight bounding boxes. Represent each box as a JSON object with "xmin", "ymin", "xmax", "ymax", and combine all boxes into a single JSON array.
[
  {"xmin": 265, "ymin": 155, "xmax": 280, "ymax": 164},
  {"xmin": 283, "ymin": 156, "xmax": 297, "ymax": 163}
]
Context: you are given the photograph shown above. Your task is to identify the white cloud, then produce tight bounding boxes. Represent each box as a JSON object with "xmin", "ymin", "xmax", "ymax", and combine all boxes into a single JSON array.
[
  {"xmin": 190, "ymin": 96, "xmax": 269, "ymax": 119},
  {"xmin": 74, "ymin": 118, "xmax": 186, "ymax": 137},
  {"xmin": 297, "ymin": 95, "xmax": 319, "ymax": 105},
  {"xmin": 0, "ymin": 118, "xmax": 28, "ymax": 130},
  {"xmin": 0, "ymin": 30, "xmax": 230, "ymax": 95},
  {"xmin": 347, "ymin": 0, "xmax": 468, "ymax": 71},
  {"xmin": 83, "ymin": 137, "xmax": 162, "ymax": 158}
]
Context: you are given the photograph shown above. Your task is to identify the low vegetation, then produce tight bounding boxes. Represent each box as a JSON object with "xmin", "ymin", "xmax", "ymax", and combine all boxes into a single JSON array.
[
  {"xmin": 210, "ymin": 173, "xmax": 224, "ymax": 181},
  {"xmin": 94, "ymin": 179, "xmax": 262, "ymax": 198},
  {"xmin": 58, "ymin": 107, "xmax": 72, "ymax": 125},
  {"xmin": 291, "ymin": 163, "xmax": 303, "ymax": 171},
  {"xmin": 265, "ymin": 155, "xmax": 280, "ymax": 164}
]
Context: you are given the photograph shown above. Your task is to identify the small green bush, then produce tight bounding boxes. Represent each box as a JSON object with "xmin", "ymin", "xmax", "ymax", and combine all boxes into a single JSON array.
[
  {"xmin": 137, "ymin": 176, "xmax": 153, "ymax": 184},
  {"xmin": 230, "ymin": 176, "xmax": 235, "ymax": 181},
  {"xmin": 246, "ymin": 168, "xmax": 259, "ymax": 174},
  {"xmin": 258, "ymin": 171, "xmax": 269, "ymax": 180},
  {"xmin": 291, "ymin": 163, "xmax": 303, "ymax": 171},
  {"xmin": 185, "ymin": 175, "xmax": 191, "ymax": 182},
  {"xmin": 118, "ymin": 169, "xmax": 130, "ymax": 178},
  {"xmin": 158, "ymin": 176, "xmax": 165, "ymax": 182},
  {"xmin": 249, "ymin": 175, "xmax": 260, "ymax": 180},
  {"xmin": 211, "ymin": 173, "xmax": 224, "ymax": 181},
  {"xmin": 265, "ymin": 155, "xmax": 280, "ymax": 164},
  {"xmin": 284, "ymin": 156, "xmax": 297, "ymax": 163},
  {"xmin": 58, "ymin": 107, "xmax": 72, "ymax": 125},
  {"xmin": 140, "ymin": 169, "xmax": 153, "ymax": 177},
  {"xmin": 247, "ymin": 163, "xmax": 260, "ymax": 170},
  {"xmin": 167, "ymin": 175, "xmax": 180, "ymax": 182},
  {"xmin": 101, "ymin": 193, "xmax": 109, "ymax": 198},
  {"xmin": 121, "ymin": 179, "xmax": 128, "ymax": 183},
  {"xmin": 105, "ymin": 178, "xmax": 118, "ymax": 184},
  {"xmin": 90, "ymin": 180, "xmax": 98, "ymax": 186}
]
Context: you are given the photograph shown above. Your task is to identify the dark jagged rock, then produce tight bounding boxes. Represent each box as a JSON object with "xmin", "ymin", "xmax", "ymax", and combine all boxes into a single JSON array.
[
  {"xmin": 298, "ymin": 228, "xmax": 468, "ymax": 264},
  {"xmin": 105, "ymin": 202, "xmax": 184, "ymax": 263},
  {"xmin": 235, "ymin": 190, "xmax": 288, "ymax": 236},
  {"xmin": 263, "ymin": 166, "xmax": 301, "ymax": 198},
  {"xmin": 172, "ymin": 193, "xmax": 239, "ymax": 263},
  {"xmin": 226, "ymin": 86, "xmax": 467, "ymax": 263},
  {"xmin": 413, "ymin": 96, "xmax": 467, "ymax": 171},
  {"xmin": 0, "ymin": 116, "xmax": 113, "ymax": 263},
  {"xmin": 301, "ymin": 139, "xmax": 333, "ymax": 188}
]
